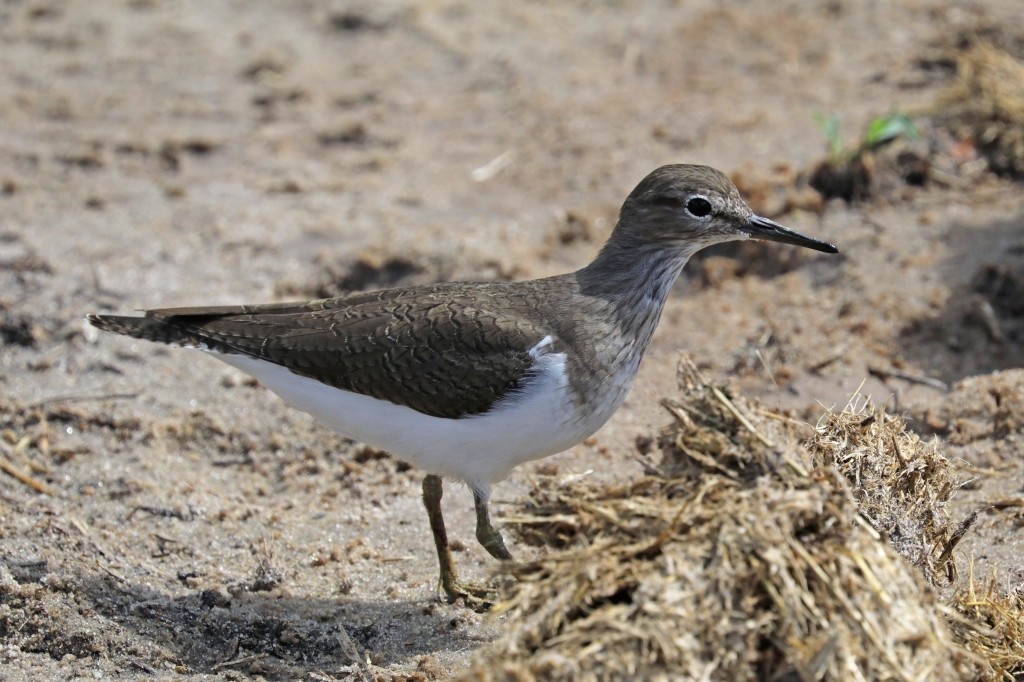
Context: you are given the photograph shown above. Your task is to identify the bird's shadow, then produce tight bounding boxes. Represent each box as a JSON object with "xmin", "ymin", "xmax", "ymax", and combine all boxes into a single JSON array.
[{"xmin": 6, "ymin": 560, "xmax": 491, "ymax": 678}]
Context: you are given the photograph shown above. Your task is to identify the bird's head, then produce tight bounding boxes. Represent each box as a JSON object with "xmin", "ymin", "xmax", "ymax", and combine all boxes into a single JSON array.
[{"xmin": 619, "ymin": 164, "xmax": 838, "ymax": 255}]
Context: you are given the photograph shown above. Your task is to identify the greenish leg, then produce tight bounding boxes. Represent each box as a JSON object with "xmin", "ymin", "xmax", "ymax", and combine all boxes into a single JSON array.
[
  {"xmin": 421, "ymin": 474, "xmax": 497, "ymax": 605},
  {"xmin": 474, "ymin": 491, "xmax": 513, "ymax": 561}
]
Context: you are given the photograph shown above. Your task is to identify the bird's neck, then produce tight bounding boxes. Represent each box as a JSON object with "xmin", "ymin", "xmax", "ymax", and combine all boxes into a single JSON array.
[{"xmin": 575, "ymin": 227, "xmax": 694, "ymax": 338}]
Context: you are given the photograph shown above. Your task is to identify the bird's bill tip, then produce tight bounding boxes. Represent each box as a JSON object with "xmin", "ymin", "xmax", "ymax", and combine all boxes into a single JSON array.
[{"xmin": 743, "ymin": 215, "xmax": 838, "ymax": 254}]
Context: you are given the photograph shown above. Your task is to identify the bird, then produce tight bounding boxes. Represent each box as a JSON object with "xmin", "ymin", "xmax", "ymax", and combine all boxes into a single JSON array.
[{"xmin": 88, "ymin": 164, "xmax": 838, "ymax": 604}]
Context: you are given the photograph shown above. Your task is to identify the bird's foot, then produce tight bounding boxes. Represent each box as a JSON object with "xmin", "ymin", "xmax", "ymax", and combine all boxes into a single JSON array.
[{"xmin": 438, "ymin": 573, "xmax": 499, "ymax": 609}]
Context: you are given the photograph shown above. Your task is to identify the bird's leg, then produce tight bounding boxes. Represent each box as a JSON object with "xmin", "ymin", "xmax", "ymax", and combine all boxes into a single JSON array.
[
  {"xmin": 421, "ymin": 474, "xmax": 494, "ymax": 605},
  {"xmin": 473, "ymin": 490, "xmax": 513, "ymax": 561},
  {"xmin": 421, "ymin": 474, "xmax": 457, "ymax": 595}
]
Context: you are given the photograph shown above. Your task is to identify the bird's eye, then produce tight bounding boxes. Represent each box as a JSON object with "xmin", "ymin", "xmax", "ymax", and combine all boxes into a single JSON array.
[{"xmin": 686, "ymin": 197, "xmax": 712, "ymax": 217}]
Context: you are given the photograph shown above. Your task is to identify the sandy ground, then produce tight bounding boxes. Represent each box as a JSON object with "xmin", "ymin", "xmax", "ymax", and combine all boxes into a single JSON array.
[{"xmin": 1, "ymin": 1, "xmax": 1022, "ymax": 679}]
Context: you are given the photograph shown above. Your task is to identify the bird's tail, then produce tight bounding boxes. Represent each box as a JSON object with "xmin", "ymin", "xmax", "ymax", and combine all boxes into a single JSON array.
[{"xmin": 86, "ymin": 313, "xmax": 209, "ymax": 348}]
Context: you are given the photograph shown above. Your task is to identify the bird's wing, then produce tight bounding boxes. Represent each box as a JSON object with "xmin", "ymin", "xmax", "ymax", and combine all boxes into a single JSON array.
[{"xmin": 89, "ymin": 291, "xmax": 553, "ymax": 419}]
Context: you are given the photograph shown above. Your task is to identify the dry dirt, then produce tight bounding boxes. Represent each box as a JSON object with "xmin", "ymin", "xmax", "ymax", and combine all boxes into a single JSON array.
[{"xmin": 1, "ymin": 1, "xmax": 1022, "ymax": 680}]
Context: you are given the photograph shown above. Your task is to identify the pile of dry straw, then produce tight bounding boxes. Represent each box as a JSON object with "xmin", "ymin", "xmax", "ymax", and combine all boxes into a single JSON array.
[{"xmin": 461, "ymin": 358, "xmax": 1023, "ymax": 681}]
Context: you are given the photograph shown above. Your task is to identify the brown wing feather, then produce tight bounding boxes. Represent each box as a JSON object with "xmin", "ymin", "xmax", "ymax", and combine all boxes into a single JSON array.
[{"xmin": 90, "ymin": 287, "xmax": 549, "ymax": 419}]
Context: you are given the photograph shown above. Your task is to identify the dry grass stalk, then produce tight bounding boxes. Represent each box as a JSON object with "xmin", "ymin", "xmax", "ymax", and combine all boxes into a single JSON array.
[
  {"xmin": 804, "ymin": 396, "xmax": 968, "ymax": 585},
  {"xmin": 946, "ymin": 562, "xmax": 1024, "ymax": 681}
]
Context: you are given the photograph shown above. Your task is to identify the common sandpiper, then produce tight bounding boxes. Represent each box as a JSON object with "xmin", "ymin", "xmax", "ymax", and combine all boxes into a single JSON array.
[{"xmin": 88, "ymin": 164, "xmax": 838, "ymax": 603}]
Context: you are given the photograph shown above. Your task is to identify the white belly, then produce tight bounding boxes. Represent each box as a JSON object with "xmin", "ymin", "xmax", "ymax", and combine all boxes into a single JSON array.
[{"xmin": 215, "ymin": 347, "xmax": 629, "ymax": 493}]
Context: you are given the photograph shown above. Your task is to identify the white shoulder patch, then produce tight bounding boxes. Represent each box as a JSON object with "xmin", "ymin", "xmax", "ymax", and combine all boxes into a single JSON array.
[{"xmin": 529, "ymin": 335, "xmax": 556, "ymax": 358}]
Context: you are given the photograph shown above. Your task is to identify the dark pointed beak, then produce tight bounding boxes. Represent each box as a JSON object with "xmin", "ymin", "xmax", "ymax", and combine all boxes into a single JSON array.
[{"xmin": 742, "ymin": 215, "xmax": 838, "ymax": 254}]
